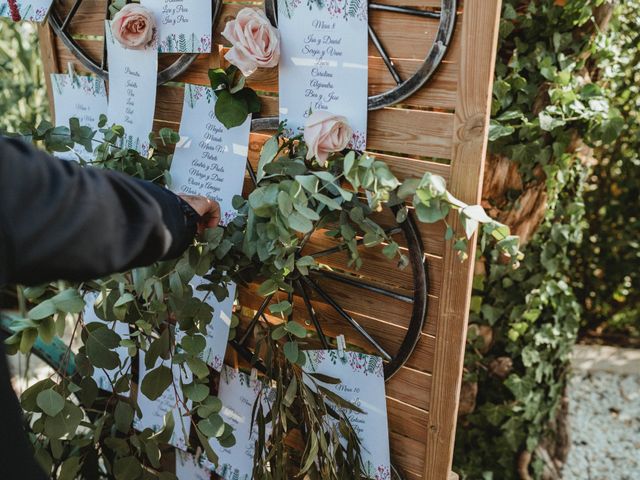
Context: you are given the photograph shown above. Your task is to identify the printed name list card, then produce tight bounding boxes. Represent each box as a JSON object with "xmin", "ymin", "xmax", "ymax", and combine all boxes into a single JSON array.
[
  {"xmin": 189, "ymin": 277, "xmax": 235, "ymax": 372},
  {"xmin": 83, "ymin": 292, "xmax": 131, "ymax": 395},
  {"xmin": 204, "ymin": 366, "xmax": 276, "ymax": 479},
  {"xmin": 176, "ymin": 450, "xmax": 212, "ymax": 480},
  {"xmin": 169, "ymin": 84, "xmax": 251, "ymax": 226},
  {"xmin": 105, "ymin": 20, "xmax": 158, "ymax": 156},
  {"xmin": 0, "ymin": 0, "xmax": 53, "ymax": 22},
  {"xmin": 135, "ymin": 347, "xmax": 193, "ymax": 451},
  {"xmin": 278, "ymin": 0, "xmax": 368, "ymax": 149},
  {"xmin": 142, "ymin": 0, "xmax": 212, "ymax": 53},
  {"xmin": 51, "ymin": 74, "xmax": 108, "ymax": 161},
  {"xmin": 304, "ymin": 350, "xmax": 391, "ymax": 479}
]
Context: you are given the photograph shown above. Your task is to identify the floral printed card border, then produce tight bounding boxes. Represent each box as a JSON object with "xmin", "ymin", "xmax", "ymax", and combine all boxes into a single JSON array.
[{"xmin": 141, "ymin": 0, "xmax": 212, "ymax": 53}]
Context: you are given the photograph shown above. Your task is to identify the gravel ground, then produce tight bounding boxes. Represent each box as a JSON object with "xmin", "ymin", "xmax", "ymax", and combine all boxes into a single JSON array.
[{"xmin": 563, "ymin": 347, "xmax": 640, "ymax": 480}]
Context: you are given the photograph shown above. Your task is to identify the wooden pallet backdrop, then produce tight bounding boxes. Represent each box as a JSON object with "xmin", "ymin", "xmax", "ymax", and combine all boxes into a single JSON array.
[{"xmin": 37, "ymin": 1, "xmax": 502, "ymax": 478}]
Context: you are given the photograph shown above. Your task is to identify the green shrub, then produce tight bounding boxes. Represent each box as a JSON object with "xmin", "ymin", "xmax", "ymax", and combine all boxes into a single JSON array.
[{"xmin": 0, "ymin": 18, "xmax": 48, "ymax": 131}]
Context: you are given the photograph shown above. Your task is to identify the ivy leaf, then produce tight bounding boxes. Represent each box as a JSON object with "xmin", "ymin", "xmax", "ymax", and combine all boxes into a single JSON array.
[
  {"xmin": 288, "ymin": 212, "xmax": 313, "ymax": 233},
  {"xmin": 140, "ymin": 365, "xmax": 173, "ymax": 401},
  {"xmin": 215, "ymin": 90, "xmax": 249, "ymax": 129},
  {"xmin": 183, "ymin": 382, "xmax": 209, "ymax": 402},
  {"xmin": 114, "ymin": 401, "xmax": 134, "ymax": 434},
  {"xmin": 258, "ymin": 136, "xmax": 279, "ymax": 182},
  {"xmin": 36, "ymin": 389, "xmax": 65, "ymax": 417},
  {"xmin": 284, "ymin": 321, "xmax": 307, "ymax": 339},
  {"xmin": 283, "ymin": 341, "xmax": 299, "ymax": 363},
  {"xmin": 28, "ymin": 300, "xmax": 57, "ymax": 320},
  {"xmin": 51, "ymin": 289, "xmax": 85, "ymax": 314},
  {"xmin": 85, "ymin": 325, "xmax": 121, "ymax": 370}
]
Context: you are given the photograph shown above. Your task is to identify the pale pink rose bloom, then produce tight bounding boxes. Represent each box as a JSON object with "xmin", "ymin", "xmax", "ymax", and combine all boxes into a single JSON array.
[
  {"xmin": 112, "ymin": 4, "xmax": 156, "ymax": 50},
  {"xmin": 222, "ymin": 8, "xmax": 280, "ymax": 77},
  {"xmin": 304, "ymin": 111, "xmax": 353, "ymax": 166}
]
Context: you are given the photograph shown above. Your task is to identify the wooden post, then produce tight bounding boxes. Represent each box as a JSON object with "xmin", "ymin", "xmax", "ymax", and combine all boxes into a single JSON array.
[
  {"xmin": 37, "ymin": 23, "xmax": 60, "ymax": 120},
  {"xmin": 424, "ymin": 1, "xmax": 503, "ymax": 478}
]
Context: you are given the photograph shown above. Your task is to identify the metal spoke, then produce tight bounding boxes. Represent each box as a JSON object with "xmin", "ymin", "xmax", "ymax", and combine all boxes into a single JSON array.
[
  {"xmin": 313, "ymin": 269, "xmax": 414, "ymax": 303},
  {"xmin": 368, "ymin": 25, "xmax": 402, "ymax": 85},
  {"xmin": 238, "ymin": 294, "xmax": 274, "ymax": 345},
  {"xmin": 300, "ymin": 276, "xmax": 392, "ymax": 361},
  {"xmin": 61, "ymin": 0, "xmax": 83, "ymax": 31},
  {"xmin": 369, "ymin": 3, "xmax": 441, "ymax": 19},
  {"xmin": 295, "ymin": 280, "xmax": 330, "ymax": 349},
  {"xmin": 246, "ymin": 162, "xmax": 258, "ymax": 188},
  {"xmin": 310, "ymin": 227, "xmax": 403, "ymax": 259}
]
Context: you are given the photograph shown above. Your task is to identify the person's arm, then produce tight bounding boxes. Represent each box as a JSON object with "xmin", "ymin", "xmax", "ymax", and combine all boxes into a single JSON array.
[{"xmin": 0, "ymin": 137, "xmax": 214, "ymax": 286}]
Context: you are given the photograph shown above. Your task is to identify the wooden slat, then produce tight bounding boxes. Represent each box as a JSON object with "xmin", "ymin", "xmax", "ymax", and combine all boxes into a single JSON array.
[
  {"xmin": 152, "ymin": 83, "xmax": 454, "ymax": 159},
  {"xmin": 236, "ymin": 285, "xmax": 439, "ymax": 371},
  {"xmin": 424, "ymin": 1, "xmax": 502, "ymax": 479},
  {"xmin": 37, "ymin": 24, "xmax": 60, "ymax": 117}
]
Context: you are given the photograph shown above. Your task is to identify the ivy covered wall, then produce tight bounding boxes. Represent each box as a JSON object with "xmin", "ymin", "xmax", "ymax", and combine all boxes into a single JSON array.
[{"xmin": 454, "ymin": 1, "xmax": 632, "ymax": 478}]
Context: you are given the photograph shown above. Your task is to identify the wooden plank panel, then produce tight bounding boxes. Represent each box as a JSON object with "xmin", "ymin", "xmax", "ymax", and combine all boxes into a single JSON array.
[
  {"xmin": 236, "ymin": 284, "xmax": 439, "ymax": 371},
  {"xmin": 391, "ymin": 431, "xmax": 428, "ymax": 475},
  {"xmin": 153, "ymin": 84, "xmax": 454, "ymax": 159},
  {"xmin": 214, "ymin": 3, "xmax": 458, "ymax": 62},
  {"xmin": 424, "ymin": 1, "xmax": 502, "ymax": 479},
  {"xmin": 386, "ymin": 365, "xmax": 431, "ymax": 411},
  {"xmin": 387, "ymin": 397, "xmax": 429, "ymax": 443},
  {"xmin": 52, "ymin": 35, "xmax": 459, "ymax": 110}
]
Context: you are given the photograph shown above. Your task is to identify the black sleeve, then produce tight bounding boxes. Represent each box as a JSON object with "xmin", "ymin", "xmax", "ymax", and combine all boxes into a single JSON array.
[{"xmin": 0, "ymin": 137, "xmax": 198, "ymax": 286}]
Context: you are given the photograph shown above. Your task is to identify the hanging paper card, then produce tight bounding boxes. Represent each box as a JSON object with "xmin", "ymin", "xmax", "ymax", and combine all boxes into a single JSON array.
[
  {"xmin": 135, "ymin": 348, "xmax": 193, "ymax": 451},
  {"xmin": 176, "ymin": 450, "xmax": 212, "ymax": 480},
  {"xmin": 83, "ymin": 292, "xmax": 131, "ymax": 395},
  {"xmin": 304, "ymin": 350, "xmax": 391, "ymax": 480},
  {"xmin": 278, "ymin": 0, "xmax": 368, "ymax": 149},
  {"xmin": 204, "ymin": 366, "xmax": 276, "ymax": 479},
  {"xmin": 105, "ymin": 20, "xmax": 158, "ymax": 156},
  {"xmin": 169, "ymin": 84, "xmax": 251, "ymax": 226},
  {"xmin": 189, "ymin": 277, "xmax": 235, "ymax": 372},
  {"xmin": 0, "ymin": 0, "xmax": 53, "ymax": 22},
  {"xmin": 50, "ymin": 74, "xmax": 108, "ymax": 161},
  {"xmin": 141, "ymin": 0, "xmax": 212, "ymax": 53}
]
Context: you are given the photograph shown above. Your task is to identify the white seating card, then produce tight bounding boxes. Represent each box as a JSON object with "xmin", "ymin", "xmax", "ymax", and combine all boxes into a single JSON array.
[
  {"xmin": 169, "ymin": 84, "xmax": 251, "ymax": 226},
  {"xmin": 176, "ymin": 450, "xmax": 211, "ymax": 480},
  {"xmin": 83, "ymin": 292, "xmax": 131, "ymax": 396},
  {"xmin": 51, "ymin": 74, "xmax": 108, "ymax": 161},
  {"xmin": 0, "ymin": 0, "xmax": 53, "ymax": 22},
  {"xmin": 142, "ymin": 0, "xmax": 212, "ymax": 53},
  {"xmin": 135, "ymin": 348, "xmax": 193, "ymax": 451},
  {"xmin": 189, "ymin": 277, "xmax": 235, "ymax": 372},
  {"xmin": 204, "ymin": 366, "xmax": 276, "ymax": 479},
  {"xmin": 304, "ymin": 350, "xmax": 391, "ymax": 479},
  {"xmin": 278, "ymin": 0, "xmax": 368, "ymax": 149},
  {"xmin": 105, "ymin": 20, "xmax": 158, "ymax": 156}
]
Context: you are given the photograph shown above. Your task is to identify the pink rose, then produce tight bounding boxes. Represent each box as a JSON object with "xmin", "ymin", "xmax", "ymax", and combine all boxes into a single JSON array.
[
  {"xmin": 304, "ymin": 111, "xmax": 353, "ymax": 166},
  {"xmin": 112, "ymin": 4, "xmax": 156, "ymax": 50},
  {"xmin": 222, "ymin": 8, "xmax": 280, "ymax": 77}
]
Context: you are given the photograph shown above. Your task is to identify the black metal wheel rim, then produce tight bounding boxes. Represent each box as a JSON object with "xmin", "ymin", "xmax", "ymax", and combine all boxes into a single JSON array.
[
  {"xmin": 47, "ymin": 0, "xmax": 223, "ymax": 85},
  {"xmin": 263, "ymin": 0, "xmax": 457, "ymax": 110},
  {"xmin": 231, "ymin": 124, "xmax": 429, "ymax": 382}
]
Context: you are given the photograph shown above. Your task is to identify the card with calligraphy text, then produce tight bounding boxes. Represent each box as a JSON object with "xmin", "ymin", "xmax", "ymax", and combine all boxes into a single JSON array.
[
  {"xmin": 278, "ymin": 0, "xmax": 368, "ymax": 149},
  {"xmin": 135, "ymin": 348, "xmax": 193, "ymax": 451},
  {"xmin": 175, "ymin": 450, "xmax": 212, "ymax": 480},
  {"xmin": 0, "ymin": 0, "xmax": 53, "ymax": 22},
  {"xmin": 51, "ymin": 74, "xmax": 108, "ymax": 161},
  {"xmin": 169, "ymin": 84, "xmax": 251, "ymax": 226},
  {"xmin": 142, "ymin": 0, "xmax": 212, "ymax": 53},
  {"xmin": 188, "ymin": 277, "xmax": 235, "ymax": 372},
  {"xmin": 105, "ymin": 20, "xmax": 158, "ymax": 156},
  {"xmin": 83, "ymin": 292, "xmax": 131, "ymax": 395},
  {"xmin": 203, "ymin": 367, "xmax": 276, "ymax": 479},
  {"xmin": 304, "ymin": 350, "xmax": 391, "ymax": 480}
]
